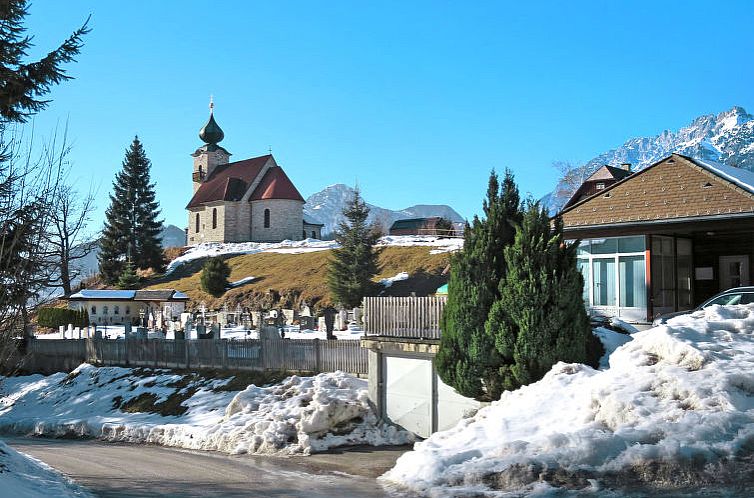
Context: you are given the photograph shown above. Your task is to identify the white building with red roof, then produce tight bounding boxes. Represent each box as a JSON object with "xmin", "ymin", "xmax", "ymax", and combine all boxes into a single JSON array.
[{"xmin": 186, "ymin": 103, "xmax": 323, "ymax": 244}]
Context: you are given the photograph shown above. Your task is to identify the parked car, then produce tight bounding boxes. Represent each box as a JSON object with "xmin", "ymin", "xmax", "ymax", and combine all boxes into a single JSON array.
[{"xmin": 652, "ymin": 286, "xmax": 754, "ymax": 326}]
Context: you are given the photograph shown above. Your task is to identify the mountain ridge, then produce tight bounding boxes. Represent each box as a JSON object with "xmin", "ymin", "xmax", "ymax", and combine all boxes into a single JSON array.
[
  {"xmin": 305, "ymin": 184, "xmax": 464, "ymax": 235},
  {"xmin": 545, "ymin": 106, "xmax": 754, "ymax": 213}
]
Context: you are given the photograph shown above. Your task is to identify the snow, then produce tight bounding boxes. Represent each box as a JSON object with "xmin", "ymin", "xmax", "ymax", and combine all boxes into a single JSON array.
[
  {"xmin": 383, "ymin": 304, "xmax": 754, "ymax": 495},
  {"xmin": 166, "ymin": 236, "xmax": 462, "ymax": 273},
  {"xmin": 0, "ymin": 365, "xmax": 411, "ymax": 456},
  {"xmin": 0, "ymin": 439, "xmax": 93, "ymax": 497},
  {"xmin": 380, "ymin": 271, "xmax": 409, "ymax": 288},
  {"xmin": 68, "ymin": 289, "xmax": 136, "ymax": 299},
  {"xmin": 592, "ymin": 327, "xmax": 633, "ymax": 369},
  {"xmin": 228, "ymin": 276, "xmax": 256, "ymax": 288}
]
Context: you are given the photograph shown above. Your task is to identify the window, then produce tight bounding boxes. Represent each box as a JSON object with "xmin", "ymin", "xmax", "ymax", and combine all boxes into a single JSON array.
[
  {"xmin": 125, "ymin": 306, "xmax": 131, "ymax": 315},
  {"xmin": 114, "ymin": 305, "xmax": 120, "ymax": 315},
  {"xmin": 705, "ymin": 294, "xmax": 744, "ymax": 306},
  {"xmin": 91, "ymin": 306, "xmax": 96, "ymax": 315},
  {"xmin": 264, "ymin": 208, "xmax": 270, "ymax": 228},
  {"xmin": 596, "ymin": 183, "xmax": 605, "ymax": 190},
  {"xmin": 195, "ymin": 213, "xmax": 200, "ymax": 233},
  {"xmin": 103, "ymin": 306, "xmax": 109, "ymax": 315},
  {"xmin": 212, "ymin": 208, "xmax": 217, "ymax": 229},
  {"xmin": 311, "ymin": 230, "xmax": 316, "ymax": 238}
]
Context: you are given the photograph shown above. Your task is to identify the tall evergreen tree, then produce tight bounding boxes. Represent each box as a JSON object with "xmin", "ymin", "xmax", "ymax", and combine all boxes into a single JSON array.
[
  {"xmin": 327, "ymin": 188, "xmax": 380, "ymax": 308},
  {"xmin": 98, "ymin": 137, "xmax": 165, "ymax": 284},
  {"xmin": 487, "ymin": 201, "xmax": 594, "ymax": 391},
  {"xmin": 436, "ymin": 170, "xmax": 521, "ymax": 400}
]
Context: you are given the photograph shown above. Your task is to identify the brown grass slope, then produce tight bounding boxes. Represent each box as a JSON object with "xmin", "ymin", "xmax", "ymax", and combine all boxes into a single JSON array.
[{"xmin": 145, "ymin": 246, "xmax": 450, "ymax": 311}]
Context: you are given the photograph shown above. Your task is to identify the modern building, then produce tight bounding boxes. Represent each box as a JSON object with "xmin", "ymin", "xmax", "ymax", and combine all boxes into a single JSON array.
[
  {"xmin": 186, "ymin": 101, "xmax": 322, "ymax": 244},
  {"xmin": 67, "ymin": 289, "xmax": 189, "ymax": 327},
  {"xmin": 560, "ymin": 153, "xmax": 754, "ymax": 325}
]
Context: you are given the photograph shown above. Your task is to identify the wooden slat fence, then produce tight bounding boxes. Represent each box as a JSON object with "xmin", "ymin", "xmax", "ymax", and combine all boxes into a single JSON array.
[
  {"xmin": 29, "ymin": 338, "xmax": 367, "ymax": 375},
  {"xmin": 363, "ymin": 296, "xmax": 446, "ymax": 339}
]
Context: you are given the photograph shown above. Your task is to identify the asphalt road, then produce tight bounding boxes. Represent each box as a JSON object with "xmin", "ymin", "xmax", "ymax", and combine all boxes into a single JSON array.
[{"xmin": 5, "ymin": 437, "xmax": 413, "ymax": 498}]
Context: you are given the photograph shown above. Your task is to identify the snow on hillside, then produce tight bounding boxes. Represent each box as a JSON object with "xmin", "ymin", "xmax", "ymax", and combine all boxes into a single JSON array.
[
  {"xmin": 167, "ymin": 235, "xmax": 462, "ymax": 273},
  {"xmin": 383, "ymin": 304, "xmax": 754, "ymax": 496},
  {"xmin": 546, "ymin": 106, "xmax": 754, "ymax": 212},
  {"xmin": 0, "ymin": 439, "xmax": 93, "ymax": 497},
  {"xmin": 0, "ymin": 367, "xmax": 412, "ymax": 456},
  {"xmin": 305, "ymin": 184, "xmax": 464, "ymax": 235}
]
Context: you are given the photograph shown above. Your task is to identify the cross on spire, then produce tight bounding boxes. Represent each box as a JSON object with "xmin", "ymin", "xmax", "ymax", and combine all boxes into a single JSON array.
[{"xmin": 209, "ymin": 94, "xmax": 214, "ymax": 113}]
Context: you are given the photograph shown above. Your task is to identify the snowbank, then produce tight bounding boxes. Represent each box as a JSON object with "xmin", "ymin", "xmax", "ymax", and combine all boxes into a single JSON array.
[
  {"xmin": 592, "ymin": 327, "xmax": 633, "ymax": 369},
  {"xmin": 383, "ymin": 305, "xmax": 754, "ymax": 495},
  {"xmin": 0, "ymin": 365, "xmax": 411, "ymax": 456},
  {"xmin": 166, "ymin": 235, "xmax": 462, "ymax": 273},
  {"xmin": 0, "ymin": 439, "xmax": 93, "ymax": 497}
]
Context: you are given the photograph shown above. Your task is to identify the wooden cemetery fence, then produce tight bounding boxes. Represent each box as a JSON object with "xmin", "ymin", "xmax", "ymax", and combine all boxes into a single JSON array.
[
  {"xmin": 363, "ymin": 296, "xmax": 446, "ymax": 339},
  {"xmin": 28, "ymin": 338, "xmax": 368, "ymax": 375}
]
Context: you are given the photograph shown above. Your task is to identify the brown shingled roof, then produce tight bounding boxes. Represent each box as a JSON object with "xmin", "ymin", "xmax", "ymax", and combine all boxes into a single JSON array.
[
  {"xmin": 186, "ymin": 155, "xmax": 271, "ymax": 209},
  {"xmin": 249, "ymin": 166, "xmax": 305, "ymax": 202}
]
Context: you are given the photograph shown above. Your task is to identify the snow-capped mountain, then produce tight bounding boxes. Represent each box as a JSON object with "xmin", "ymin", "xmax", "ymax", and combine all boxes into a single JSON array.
[
  {"xmin": 305, "ymin": 184, "xmax": 464, "ymax": 235},
  {"xmin": 545, "ymin": 106, "xmax": 754, "ymax": 213}
]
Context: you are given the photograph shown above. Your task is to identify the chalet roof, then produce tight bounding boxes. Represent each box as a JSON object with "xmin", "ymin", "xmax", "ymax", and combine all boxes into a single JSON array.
[
  {"xmin": 689, "ymin": 156, "xmax": 754, "ymax": 195},
  {"xmin": 249, "ymin": 166, "xmax": 305, "ymax": 202},
  {"xmin": 587, "ymin": 165, "xmax": 633, "ymax": 182},
  {"xmin": 186, "ymin": 155, "xmax": 271, "ymax": 208}
]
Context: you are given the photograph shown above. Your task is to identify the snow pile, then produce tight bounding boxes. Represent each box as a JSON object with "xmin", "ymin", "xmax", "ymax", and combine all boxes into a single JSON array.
[
  {"xmin": 383, "ymin": 305, "xmax": 754, "ymax": 495},
  {"xmin": 0, "ymin": 365, "xmax": 411, "ymax": 456},
  {"xmin": 0, "ymin": 439, "xmax": 93, "ymax": 497},
  {"xmin": 380, "ymin": 271, "xmax": 410, "ymax": 288},
  {"xmin": 167, "ymin": 235, "xmax": 462, "ymax": 273},
  {"xmin": 592, "ymin": 327, "xmax": 633, "ymax": 369}
]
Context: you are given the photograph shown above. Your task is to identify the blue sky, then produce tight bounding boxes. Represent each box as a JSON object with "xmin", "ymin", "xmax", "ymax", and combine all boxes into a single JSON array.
[{"xmin": 23, "ymin": 1, "xmax": 754, "ymax": 230}]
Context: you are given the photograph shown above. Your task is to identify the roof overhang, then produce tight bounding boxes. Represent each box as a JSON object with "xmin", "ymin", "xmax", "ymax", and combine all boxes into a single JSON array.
[{"xmin": 563, "ymin": 211, "xmax": 754, "ymax": 238}]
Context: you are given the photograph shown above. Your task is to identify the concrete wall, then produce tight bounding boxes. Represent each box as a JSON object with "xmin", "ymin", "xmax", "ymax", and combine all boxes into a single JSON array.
[
  {"xmin": 251, "ymin": 199, "xmax": 304, "ymax": 242},
  {"xmin": 303, "ymin": 223, "xmax": 323, "ymax": 240}
]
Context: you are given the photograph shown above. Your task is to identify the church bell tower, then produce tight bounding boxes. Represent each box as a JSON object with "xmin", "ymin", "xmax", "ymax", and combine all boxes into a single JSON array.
[{"xmin": 192, "ymin": 97, "xmax": 231, "ymax": 193}]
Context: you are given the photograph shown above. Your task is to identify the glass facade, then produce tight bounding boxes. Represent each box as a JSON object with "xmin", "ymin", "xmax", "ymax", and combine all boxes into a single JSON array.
[{"xmin": 576, "ymin": 236, "xmax": 647, "ymax": 322}]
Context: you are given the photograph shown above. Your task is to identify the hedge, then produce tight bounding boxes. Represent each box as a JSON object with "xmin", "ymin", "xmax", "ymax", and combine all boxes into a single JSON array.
[{"xmin": 37, "ymin": 307, "xmax": 89, "ymax": 328}]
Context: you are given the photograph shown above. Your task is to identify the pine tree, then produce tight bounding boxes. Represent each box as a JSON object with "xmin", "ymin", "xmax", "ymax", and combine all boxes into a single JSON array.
[
  {"xmin": 200, "ymin": 257, "xmax": 230, "ymax": 297},
  {"xmin": 436, "ymin": 170, "xmax": 521, "ymax": 400},
  {"xmin": 117, "ymin": 259, "xmax": 140, "ymax": 289},
  {"xmin": 0, "ymin": 1, "xmax": 89, "ymax": 123},
  {"xmin": 327, "ymin": 188, "xmax": 380, "ymax": 308},
  {"xmin": 98, "ymin": 137, "xmax": 165, "ymax": 284},
  {"xmin": 488, "ymin": 202, "xmax": 593, "ymax": 390}
]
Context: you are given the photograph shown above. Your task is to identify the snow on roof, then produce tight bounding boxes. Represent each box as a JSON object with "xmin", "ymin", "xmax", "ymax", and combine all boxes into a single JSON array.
[
  {"xmin": 68, "ymin": 289, "xmax": 136, "ymax": 300},
  {"xmin": 690, "ymin": 156, "xmax": 754, "ymax": 195}
]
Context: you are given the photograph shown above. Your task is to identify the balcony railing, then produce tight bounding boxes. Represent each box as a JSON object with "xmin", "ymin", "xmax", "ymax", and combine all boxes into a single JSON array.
[{"xmin": 363, "ymin": 296, "xmax": 446, "ymax": 340}]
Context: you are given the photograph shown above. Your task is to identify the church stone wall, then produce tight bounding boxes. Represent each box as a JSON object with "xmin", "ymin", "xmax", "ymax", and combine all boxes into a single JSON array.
[
  {"xmin": 187, "ymin": 204, "xmax": 227, "ymax": 244},
  {"xmin": 250, "ymin": 199, "xmax": 304, "ymax": 242}
]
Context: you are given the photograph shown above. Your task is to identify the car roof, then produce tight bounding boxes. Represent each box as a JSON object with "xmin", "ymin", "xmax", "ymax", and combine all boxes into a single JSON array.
[{"xmin": 718, "ymin": 287, "xmax": 754, "ymax": 293}]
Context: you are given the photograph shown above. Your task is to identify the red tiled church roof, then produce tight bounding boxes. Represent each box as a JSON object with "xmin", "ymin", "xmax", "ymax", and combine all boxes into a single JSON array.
[
  {"xmin": 186, "ymin": 155, "xmax": 271, "ymax": 208},
  {"xmin": 249, "ymin": 166, "xmax": 305, "ymax": 202}
]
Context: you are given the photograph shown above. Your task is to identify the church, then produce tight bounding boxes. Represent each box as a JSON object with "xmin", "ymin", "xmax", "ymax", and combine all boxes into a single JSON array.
[{"xmin": 186, "ymin": 102, "xmax": 323, "ymax": 244}]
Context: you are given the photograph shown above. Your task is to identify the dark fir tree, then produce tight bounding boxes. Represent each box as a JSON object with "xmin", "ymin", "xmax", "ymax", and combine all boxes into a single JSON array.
[
  {"xmin": 0, "ymin": 1, "xmax": 89, "ymax": 123},
  {"xmin": 200, "ymin": 257, "xmax": 230, "ymax": 297},
  {"xmin": 487, "ymin": 201, "xmax": 594, "ymax": 391},
  {"xmin": 436, "ymin": 170, "xmax": 521, "ymax": 400},
  {"xmin": 99, "ymin": 137, "xmax": 165, "ymax": 284},
  {"xmin": 327, "ymin": 188, "xmax": 380, "ymax": 308},
  {"xmin": 116, "ymin": 258, "xmax": 140, "ymax": 290}
]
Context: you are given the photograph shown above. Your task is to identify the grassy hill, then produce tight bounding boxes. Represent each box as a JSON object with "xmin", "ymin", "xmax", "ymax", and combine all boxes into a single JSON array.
[{"xmin": 146, "ymin": 246, "xmax": 451, "ymax": 310}]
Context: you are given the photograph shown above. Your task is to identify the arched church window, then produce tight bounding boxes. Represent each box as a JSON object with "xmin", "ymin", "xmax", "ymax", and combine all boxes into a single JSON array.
[
  {"xmin": 195, "ymin": 213, "xmax": 200, "ymax": 233},
  {"xmin": 264, "ymin": 209, "xmax": 270, "ymax": 228},
  {"xmin": 212, "ymin": 208, "xmax": 217, "ymax": 229}
]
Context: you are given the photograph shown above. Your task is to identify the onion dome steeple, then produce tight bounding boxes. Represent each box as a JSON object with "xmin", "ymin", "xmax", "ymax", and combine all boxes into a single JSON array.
[{"xmin": 199, "ymin": 96, "xmax": 225, "ymax": 145}]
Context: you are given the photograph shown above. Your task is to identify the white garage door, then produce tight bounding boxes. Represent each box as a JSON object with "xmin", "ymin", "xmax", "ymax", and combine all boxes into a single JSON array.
[
  {"xmin": 384, "ymin": 356, "xmax": 432, "ymax": 438},
  {"xmin": 435, "ymin": 373, "xmax": 481, "ymax": 432}
]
